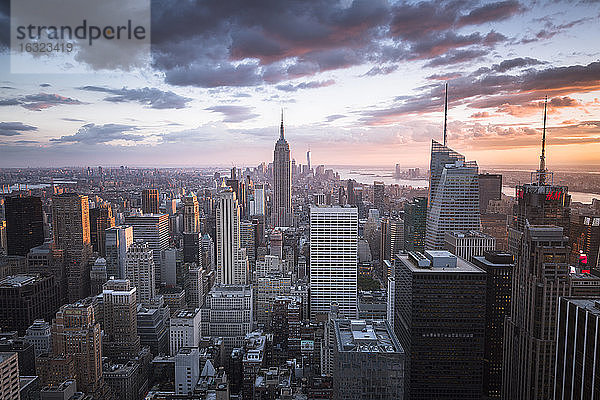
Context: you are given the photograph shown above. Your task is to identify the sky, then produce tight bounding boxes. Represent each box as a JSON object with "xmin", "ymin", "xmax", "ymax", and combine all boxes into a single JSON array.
[{"xmin": 0, "ymin": 0, "xmax": 599, "ymax": 169}]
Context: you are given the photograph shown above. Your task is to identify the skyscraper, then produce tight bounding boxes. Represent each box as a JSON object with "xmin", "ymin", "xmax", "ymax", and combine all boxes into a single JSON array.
[
  {"xmin": 503, "ymin": 102, "xmax": 576, "ymax": 400},
  {"xmin": 478, "ymin": 173, "xmax": 502, "ymax": 214},
  {"xmin": 89, "ymin": 203, "xmax": 115, "ymax": 257},
  {"xmin": 373, "ymin": 181, "xmax": 385, "ymax": 211},
  {"xmin": 105, "ymin": 225, "xmax": 134, "ymax": 279},
  {"xmin": 425, "ymin": 157, "xmax": 481, "ymax": 250},
  {"xmin": 0, "ymin": 352, "xmax": 20, "ymax": 400},
  {"xmin": 310, "ymin": 206, "xmax": 358, "ymax": 319},
  {"xmin": 306, "ymin": 149, "xmax": 311, "ymax": 171},
  {"xmin": 124, "ymin": 213, "xmax": 169, "ymax": 284},
  {"xmin": 502, "ymin": 224, "xmax": 570, "ymax": 400},
  {"xmin": 403, "ymin": 196, "xmax": 427, "ymax": 253},
  {"xmin": 183, "ymin": 194, "xmax": 200, "ymax": 233},
  {"xmin": 250, "ymin": 184, "xmax": 266, "ymax": 216},
  {"xmin": 216, "ymin": 189, "xmax": 245, "ymax": 285},
  {"xmin": 394, "ymin": 250, "xmax": 486, "ymax": 400},
  {"xmin": 472, "ymin": 251, "xmax": 514, "ymax": 399},
  {"xmin": 554, "ymin": 297, "xmax": 600, "ymax": 399},
  {"xmin": 141, "ymin": 188, "xmax": 159, "ymax": 214},
  {"xmin": 273, "ymin": 112, "xmax": 293, "ymax": 227},
  {"xmin": 52, "ymin": 193, "xmax": 92, "ymax": 303},
  {"xmin": 51, "ymin": 298, "xmax": 103, "ymax": 394},
  {"xmin": 102, "ymin": 278, "xmax": 141, "ymax": 361},
  {"xmin": 125, "ymin": 241, "xmax": 156, "ymax": 303},
  {"xmin": 5, "ymin": 195, "xmax": 44, "ymax": 256}
]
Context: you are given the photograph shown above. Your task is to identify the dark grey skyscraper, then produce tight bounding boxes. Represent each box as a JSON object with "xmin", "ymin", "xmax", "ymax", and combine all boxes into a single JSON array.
[
  {"xmin": 478, "ymin": 173, "xmax": 502, "ymax": 214},
  {"xmin": 5, "ymin": 196, "xmax": 44, "ymax": 256},
  {"xmin": 272, "ymin": 112, "xmax": 292, "ymax": 227},
  {"xmin": 394, "ymin": 250, "xmax": 486, "ymax": 400}
]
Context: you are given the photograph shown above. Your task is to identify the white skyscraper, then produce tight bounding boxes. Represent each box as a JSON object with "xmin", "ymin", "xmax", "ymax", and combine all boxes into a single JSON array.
[
  {"xmin": 125, "ymin": 241, "xmax": 156, "ymax": 303},
  {"xmin": 170, "ymin": 309, "xmax": 201, "ymax": 356},
  {"xmin": 216, "ymin": 189, "xmax": 246, "ymax": 285},
  {"xmin": 425, "ymin": 159, "xmax": 481, "ymax": 250},
  {"xmin": 251, "ymin": 184, "xmax": 266, "ymax": 216},
  {"xmin": 310, "ymin": 206, "xmax": 358, "ymax": 319}
]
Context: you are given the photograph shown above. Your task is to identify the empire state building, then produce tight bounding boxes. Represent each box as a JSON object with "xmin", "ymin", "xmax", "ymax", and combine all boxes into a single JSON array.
[{"xmin": 272, "ymin": 112, "xmax": 293, "ymax": 227}]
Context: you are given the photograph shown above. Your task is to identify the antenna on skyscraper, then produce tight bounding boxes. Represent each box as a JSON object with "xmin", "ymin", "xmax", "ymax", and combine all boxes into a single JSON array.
[
  {"xmin": 538, "ymin": 96, "xmax": 548, "ymax": 185},
  {"xmin": 280, "ymin": 108, "xmax": 284, "ymax": 140},
  {"xmin": 443, "ymin": 82, "xmax": 448, "ymax": 146}
]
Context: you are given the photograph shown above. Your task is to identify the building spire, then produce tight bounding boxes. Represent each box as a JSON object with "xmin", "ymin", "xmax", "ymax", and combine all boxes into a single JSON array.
[
  {"xmin": 443, "ymin": 82, "xmax": 448, "ymax": 147},
  {"xmin": 538, "ymin": 96, "xmax": 548, "ymax": 185},
  {"xmin": 280, "ymin": 108, "xmax": 284, "ymax": 140}
]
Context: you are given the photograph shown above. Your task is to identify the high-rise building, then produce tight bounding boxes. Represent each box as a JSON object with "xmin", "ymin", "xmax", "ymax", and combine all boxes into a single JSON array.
[
  {"xmin": 216, "ymin": 189, "xmax": 246, "ymax": 285},
  {"xmin": 51, "ymin": 298, "xmax": 103, "ymax": 394},
  {"xmin": 273, "ymin": 112, "xmax": 293, "ymax": 227},
  {"xmin": 380, "ymin": 216, "xmax": 403, "ymax": 276},
  {"xmin": 124, "ymin": 214, "xmax": 169, "ymax": 284},
  {"xmin": 306, "ymin": 149, "xmax": 311, "ymax": 171},
  {"xmin": 310, "ymin": 206, "xmax": 358, "ymax": 319},
  {"xmin": 52, "ymin": 193, "xmax": 92, "ymax": 302},
  {"xmin": 24, "ymin": 319, "xmax": 52, "ymax": 357},
  {"xmin": 136, "ymin": 304, "xmax": 169, "ymax": 356},
  {"xmin": 332, "ymin": 319, "xmax": 404, "ymax": 400},
  {"xmin": 478, "ymin": 173, "xmax": 502, "ymax": 214},
  {"xmin": 426, "ymin": 158, "xmax": 480, "ymax": 250},
  {"xmin": 169, "ymin": 309, "xmax": 201, "ymax": 356},
  {"xmin": 240, "ymin": 221, "xmax": 256, "ymax": 267},
  {"xmin": 373, "ymin": 181, "xmax": 385, "ymax": 211},
  {"xmin": 89, "ymin": 204, "xmax": 115, "ymax": 257},
  {"xmin": 472, "ymin": 251, "xmax": 514, "ymax": 399},
  {"xmin": 502, "ymin": 224, "xmax": 571, "ymax": 400},
  {"xmin": 102, "ymin": 279, "xmax": 141, "ymax": 361},
  {"xmin": 403, "ymin": 196, "xmax": 427, "ymax": 253},
  {"xmin": 346, "ymin": 180, "xmax": 356, "ymax": 205},
  {"xmin": 0, "ymin": 274, "xmax": 60, "ymax": 335},
  {"xmin": 5, "ymin": 196, "xmax": 44, "ymax": 256},
  {"xmin": 0, "ymin": 352, "xmax": 20, "ymax": 400},
  {"xmin": 105, "ymin": 225, "xmax": 134, "ymax": 279},
  {"xmin": 251, "ymin": 184, "xmax": 266, "ymax": 216},
  {"xmin": 0, "ymin": 220, "xmax": 6, "ymax": 255},
  {"xmin": 428, "ymin": 140, "xmax": 465, "ymax": 208},
  {"xmin": 175, "ymin": 347, "xmax": 200, "ymax": 396},
  {"xmin": 89, "ymin": 257, "xmax": 108, "ymax": 296},
  {"xmin": 201, "ymin": 233, "xmax": 215, "ymax": 272},
  {"xmin": 394, "ymin": 250, "xmax": 486, "ymax": 400},
  {"xmin": 570, "ymin": 214, "xmax": 600, "ymax": 269},
  {"xmin": 141, "ymin": 189, "xmax": 159, "ymax": 214},
  {"xmin": 503, "ymin": 102, "xmax": 575, "ymax": 400},
  {"xmin": 444, "ymin": 230, "xmax": 496, "ymax": 262},
  {"xmin": 187, "ymin": 266, "xmax": 205, "ymax": 308},
  {"xmin": 554, "ymin": 297, "xmax": 600, "ymax": 399},
  {"xmin": 182, "ymin": 232, "xmax": 202, "ymax": 265},
  {"xmin": 183, "ymin": 194, "xmax": 200, "ymax": 233},
  {"xmin": 125, "ymin": 241, "xmax": 156, "ymax": 303},
  {"xmin": 200, "ymin": 285, "xmax": 253, "ymax": 350}
]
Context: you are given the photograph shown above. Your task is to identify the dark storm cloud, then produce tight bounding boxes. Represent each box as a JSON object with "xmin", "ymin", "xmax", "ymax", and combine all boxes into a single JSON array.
[
  {"xmin": 149, "ymin": 0, "xmax": 527, "ymax": 88},
  {"xmin": 491, "ymin": 57, "xmax": 545, "ymax": 72},
  {"xmin": 50, "ymin": 123, "xmax": 143, "ymax": 144},
  {"xmin": 79, "ymin": 86, "xmax": 191, "ymax": 109},
  {"xmin": 0, "ymin": 122, "xmax": 37, "ymax": 136},
  {"xmin": 205, "ymin": 105, "xmax": 259, "ymax": 123}
]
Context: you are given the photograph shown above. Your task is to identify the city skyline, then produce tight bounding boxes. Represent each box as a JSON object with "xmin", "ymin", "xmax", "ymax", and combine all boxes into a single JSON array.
[{"xmin": 0, "ymin": 1, "xmax": 599, "ymax": 167}]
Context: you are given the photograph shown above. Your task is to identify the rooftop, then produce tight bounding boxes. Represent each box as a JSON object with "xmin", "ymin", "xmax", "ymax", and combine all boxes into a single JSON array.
[
  {"xmin": 0, "ymin": 275, "xmax": 41, "ymax": 287},
  {"xmin": 562, "ymin": 298, "xmax": 600, "ymax": 316},
  {"xmin": 335, "ymin": 319, "xmax": 403, "ymax": 354},
  {"xmin": 398, "ymin": 251, "xmax": 485, "ymax": 274}
]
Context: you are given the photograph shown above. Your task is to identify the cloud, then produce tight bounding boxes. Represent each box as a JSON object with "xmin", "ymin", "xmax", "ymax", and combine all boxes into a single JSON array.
[
  {"xmin": 0, "ymin": 122, "xmax": 38, "ymax": 136},
  {"xmin": 360, "ymin": 61, "xmax": 600, "ymax": 125},
  {"xmin": 0, "ymin": 93, "xmax": 83, "ymax": 111},
  {"xmin": 39, "ymin": 83, "xmax": 51, "ymax": 87},
  {"xmin": 205, "ymin": 105, "xmax": 259, "ymax": 123},
  {"xmin": 425, "ymin": 48, "xmax": 488, "ymax": 67},
  {"xmin": 491, "ymin": 57, "xmax": 545, "ymax": 72},
  {"xmin": 150, "ymin": 0, "xmax": 520, "ymax": 88},
  {"xmin": 50, "ymin": 123, "xmax": 144, "ymax": 144},
  {"xmin": 326, "ymin": 114, "xmax": 346, "ymax": 122},
  {"xmin": 470, "ymin": 111, "xmax": 491, "ymax": 118},
  {"xmin": 79, "ymin": 86, "xmax": 191, "ymax": 109},
  {"xmin": 362, "ymin": 65, "xmax": 399, "ymax": 76},
  {"xmin": 276, "ymin": 79, "xmax": 335, "ymax": 92}
]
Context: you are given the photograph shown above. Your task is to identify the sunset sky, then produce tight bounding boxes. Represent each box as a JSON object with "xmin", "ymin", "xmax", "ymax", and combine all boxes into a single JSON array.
[{"xmin": 0, "ymin": 0, "xmax": 599, "ymax": 168}]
